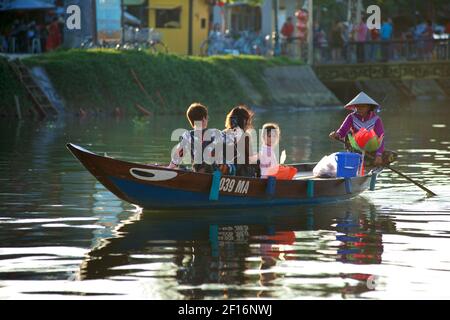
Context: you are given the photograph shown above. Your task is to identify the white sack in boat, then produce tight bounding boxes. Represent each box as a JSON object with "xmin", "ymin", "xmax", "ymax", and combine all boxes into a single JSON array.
[{"xmin": 313, "ymin": 153, "xmax": 338, "ymax": 178}]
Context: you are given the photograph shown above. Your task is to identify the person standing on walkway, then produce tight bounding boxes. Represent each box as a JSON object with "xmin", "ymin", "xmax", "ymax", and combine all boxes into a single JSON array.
[
  {"xmin": 46, "ymin": 17, "xmax": 62, "ymax": 52},
  {"xmin": 369, "ymin": 27, "xmax": 380, "ymax": 62},
  {"xmin": 314, "ymin": 22, "xmax": 327, "ymax": 63},
  {"xmin": 330, "ymin": 21, "xmax": 344, "ymax": 63},
  {"xmin": 380, "ymin": 18, "xmax": 393, "ymax": 62},
  {"xmin": 354, "ymin": 18, "xmax": 368, "ymax": 63},
  {"xmin": 422, "ymin": 20, "xmax": 434, "ymax": 61},
  {"xmin": 281, "ymin": 17, "xmax": 295, "ymax": 56}
]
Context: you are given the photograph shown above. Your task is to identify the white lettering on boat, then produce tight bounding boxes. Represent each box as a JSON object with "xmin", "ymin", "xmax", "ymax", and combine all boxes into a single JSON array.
[
  {"xmin": 130, "ymin": 168, "xmax": 178, "ymax": 181},
  {"xmin": 219, "ymin": 178, "xmax": 249, "ymax": 194},
  {"xmin": 234, "ymin": 180, "xmax": 246, "ymax": 193}
]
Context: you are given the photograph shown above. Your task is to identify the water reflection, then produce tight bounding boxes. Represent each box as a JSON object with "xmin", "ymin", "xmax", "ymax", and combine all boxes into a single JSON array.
[
  {"xmin": 337, "ymin": 209, "xmax": 389, "ymax": 265},
  {"xmin": 334, "ymin": 207, "xmax": 395, "ymax": 298},
  {"xmin": 77, "ymin": 197, "xmax": 397, "ymax": 299},
  {"xmin": 1, "ymin": 100, "xmax": 450, "ymax": 299}
]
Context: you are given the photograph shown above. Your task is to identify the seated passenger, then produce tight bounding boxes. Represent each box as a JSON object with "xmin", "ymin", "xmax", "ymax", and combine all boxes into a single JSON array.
[
  {"xmin": 260, "ymin": 123, "xmax": 297, "ymax": 180},
  {"xmin": 221, "ymin": 105, "xmax": 259, "ymax": 177},
  {"xmin": 169, "ymin": 102, "xmax": 220, "ymax": 173}
]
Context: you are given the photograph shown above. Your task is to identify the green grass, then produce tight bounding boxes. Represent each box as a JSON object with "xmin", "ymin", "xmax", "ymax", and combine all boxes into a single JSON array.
[
  {"xmin": 23, "ymin": 50, "xmax": 303, "ymax": 115},
  {"xmin": 0, "ymin": 57, "xmax": 34, "ymax": 116}
]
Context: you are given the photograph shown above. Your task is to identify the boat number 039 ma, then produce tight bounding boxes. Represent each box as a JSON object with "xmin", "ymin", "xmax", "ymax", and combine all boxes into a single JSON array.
[{"xmin": 219, "ymin": 178, "xmax": 250, "ymax": 194}]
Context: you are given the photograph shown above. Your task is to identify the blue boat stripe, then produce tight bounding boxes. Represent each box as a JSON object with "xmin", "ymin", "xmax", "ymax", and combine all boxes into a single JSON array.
[
  {"xmin": 108, "ymin": 176, "xmax": 364, "ymax": 208},
  {"xmin": 209, "ymin": 170, "xmax": 221, "ymax": 201},
  {"xmin": 307, "ymin": 180, "xmax": 315, "ymax": 198}
]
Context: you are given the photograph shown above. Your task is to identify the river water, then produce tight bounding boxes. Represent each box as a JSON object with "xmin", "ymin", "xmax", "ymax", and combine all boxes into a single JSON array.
[{"xmin": 0, "ymin": 100, "xmax": 449, "ymax": 299}]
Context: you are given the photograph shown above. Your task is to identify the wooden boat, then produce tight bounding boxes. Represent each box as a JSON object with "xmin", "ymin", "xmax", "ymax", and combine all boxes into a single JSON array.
[{"xmin": 67, "ymin": 143, "xmax": 381, "ymax": 209}]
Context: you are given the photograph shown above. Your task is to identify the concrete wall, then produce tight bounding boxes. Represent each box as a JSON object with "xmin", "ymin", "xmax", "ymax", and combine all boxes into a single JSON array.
[{"xmin": 263, "ymin": 65, "xmax": 341, "ymax": 106}]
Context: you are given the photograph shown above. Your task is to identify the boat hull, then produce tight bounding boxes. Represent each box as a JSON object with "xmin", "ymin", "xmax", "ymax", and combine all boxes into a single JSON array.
[{"xmin": 67, "ymin": 143, "xmax": 374, "ymax": 209}]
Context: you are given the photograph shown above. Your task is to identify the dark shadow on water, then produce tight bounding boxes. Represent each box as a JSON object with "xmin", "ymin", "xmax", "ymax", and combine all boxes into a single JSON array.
[{"xmin": 78, "ymin": 197, "xmax": 397, "ymax": 299}]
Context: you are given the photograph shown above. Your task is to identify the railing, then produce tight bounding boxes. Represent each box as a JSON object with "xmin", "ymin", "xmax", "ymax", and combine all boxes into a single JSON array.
[
  {"xmin": 314, "ymin": 60, "xmax": 450, "ymax": 81},
  {"xmin": 311, "ymin": 38, "xmax": 450, "ymax": 65}
]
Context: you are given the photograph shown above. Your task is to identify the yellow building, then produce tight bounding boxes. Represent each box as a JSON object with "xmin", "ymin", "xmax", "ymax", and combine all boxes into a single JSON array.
[{"xmin": 148, "ymin": 0, "xmax": 210, "ymax": 55}]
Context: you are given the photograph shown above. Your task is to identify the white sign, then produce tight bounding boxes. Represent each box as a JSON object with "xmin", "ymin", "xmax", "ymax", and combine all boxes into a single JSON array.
[
  {"xmin": 366, "ymin": 5, "xmax": 381, "ymax": 30},
  {"xmin": 66, "ymin": 5, "xmax": 81, "ymax": 30}
]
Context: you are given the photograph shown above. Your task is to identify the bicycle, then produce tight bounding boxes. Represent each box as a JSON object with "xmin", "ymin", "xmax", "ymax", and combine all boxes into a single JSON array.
[
  {"xmin": 200, "ymin": 30, "xmax": 235, "ymax": 56},
  {"xmin": 200, "ymin": 30, "xmax": 272, "ymax": 56},
  {"xmin": 130, "ymin": 27, "xmax": 168, "ymax": 54},
  {"xmin": 80, "ymin": 28, "xmax": 168, "ymax": 54},
  {"xmin": 148, "ymin": 39, "xmax": 168, "ymax": 54}
]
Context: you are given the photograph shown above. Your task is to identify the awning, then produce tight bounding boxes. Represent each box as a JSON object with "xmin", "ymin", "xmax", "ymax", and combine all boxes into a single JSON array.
[
  {"xmin": 225, "ymin": 1, "xmax": 260, "ymax": 7},
  {"xmin": 0, "ymin": 0, "xmax": 56, "ymax": 11},
  {"xmin": 149, "ymin": 5, "xmax": 181, "ymax": 10},
  {"xmin": 124, "ymin": 0, "xmax": 146, "ymax": 5},
  {"xmin": 124, "ymin": 11, "xmax": 141, "ymax": 26}
]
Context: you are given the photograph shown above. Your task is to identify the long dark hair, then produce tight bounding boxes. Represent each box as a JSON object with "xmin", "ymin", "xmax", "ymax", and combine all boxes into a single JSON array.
[{"xmin": 225, "ymin": 105, "xmax": 254, "ymax": 131}]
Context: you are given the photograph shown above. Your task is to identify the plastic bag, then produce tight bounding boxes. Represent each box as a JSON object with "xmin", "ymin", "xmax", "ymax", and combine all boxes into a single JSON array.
[{"xmin": 313, "ymin": 153, "xmax": 337, "ymax": 178}]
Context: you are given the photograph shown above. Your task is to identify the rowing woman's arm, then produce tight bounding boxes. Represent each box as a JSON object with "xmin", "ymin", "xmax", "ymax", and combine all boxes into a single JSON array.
[
  {"xmin": 335, "ymin": 114, "xmax": 353, "ymax": 139},
  {"xmin": 374, "ymin": 117, "xmax": 385, "ymax": 157}
]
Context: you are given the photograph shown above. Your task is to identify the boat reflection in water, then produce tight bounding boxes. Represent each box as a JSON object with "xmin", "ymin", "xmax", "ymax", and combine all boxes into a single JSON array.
[
  {"xmin": 78, "ymin": 197, "xmax": 396, "ymax": 299},
  {"xmin": 335, "ymin": 206, "xmax": 396, "ymax": 298}
]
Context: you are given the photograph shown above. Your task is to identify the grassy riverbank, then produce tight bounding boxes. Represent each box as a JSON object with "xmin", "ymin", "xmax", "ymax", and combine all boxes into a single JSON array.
[{"xmin": 21, "ymin": 50, "xmax": 301, "ymax": 115}]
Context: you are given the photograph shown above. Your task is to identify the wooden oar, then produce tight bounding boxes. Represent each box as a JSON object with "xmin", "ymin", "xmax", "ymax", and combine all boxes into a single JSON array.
[
  {"xmin": 383, "ymin": 164, "xmax": 437, "ymax": 197},
  {"xmin": 334, "ymin": 138, "xmax": 437, "ymax": 197}
]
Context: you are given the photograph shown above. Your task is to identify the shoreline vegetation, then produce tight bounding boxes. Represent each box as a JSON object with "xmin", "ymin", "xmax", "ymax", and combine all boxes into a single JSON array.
[
  {"xmin": 0, "ymin": 50, "xmax": 303, "ymax": 118},
  {"xmin": 1, "ymin": 51, "xmax": 449, "ymax": 119}
]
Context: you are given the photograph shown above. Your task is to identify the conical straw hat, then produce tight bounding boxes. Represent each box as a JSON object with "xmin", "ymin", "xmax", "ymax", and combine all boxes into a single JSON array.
[{"xmin": 344, "ymin": 92, "xmax": 380, "ymax": 110}]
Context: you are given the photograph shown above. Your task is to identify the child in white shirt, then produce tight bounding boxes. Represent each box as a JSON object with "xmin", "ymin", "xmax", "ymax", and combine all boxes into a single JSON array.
[{"xmin": 260, "ymin": 123, "xmax": 297, "ymax": 180}]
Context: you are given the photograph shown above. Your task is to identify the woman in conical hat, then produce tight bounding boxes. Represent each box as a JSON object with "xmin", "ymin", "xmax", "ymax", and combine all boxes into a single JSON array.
[{"xmin": 329, "ymin": 92, "xmax": 385, "ymax": 166}]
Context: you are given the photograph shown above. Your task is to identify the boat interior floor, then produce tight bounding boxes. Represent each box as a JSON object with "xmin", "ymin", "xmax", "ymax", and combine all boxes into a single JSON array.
[
  {"xmin": 293, "ymin": 171, "xmax": 316, "ymax": 180},
  {"xmin": 171, "ymin": 164, "xmax": 339, "ymax": 180}
]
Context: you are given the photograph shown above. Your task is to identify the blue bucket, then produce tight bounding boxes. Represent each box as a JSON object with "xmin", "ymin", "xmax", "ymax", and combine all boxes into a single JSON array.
[{"xmin": 335, "ymin": 152, "xmax": 362, "ymax": 178}]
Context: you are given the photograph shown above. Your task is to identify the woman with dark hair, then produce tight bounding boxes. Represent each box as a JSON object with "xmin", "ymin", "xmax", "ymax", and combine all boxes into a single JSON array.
[
  {"xmin": 221, "ymin": 105, "xmax": 259, "ymax": 177},
  {"xmin": 224, "ymin": 104, "xmax": 254, "ymax": 132}
]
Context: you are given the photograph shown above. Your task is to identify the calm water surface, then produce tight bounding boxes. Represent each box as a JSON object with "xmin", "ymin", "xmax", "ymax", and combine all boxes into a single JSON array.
[{"xmin": 0, "ymin": 101, "xmax": 450, "ymax": 299}]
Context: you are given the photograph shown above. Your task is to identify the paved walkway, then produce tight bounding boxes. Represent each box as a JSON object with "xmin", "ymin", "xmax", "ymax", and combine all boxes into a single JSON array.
[{"xmin": 0, "ymin": 53, "xmax": 36, "ymax": 60}]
